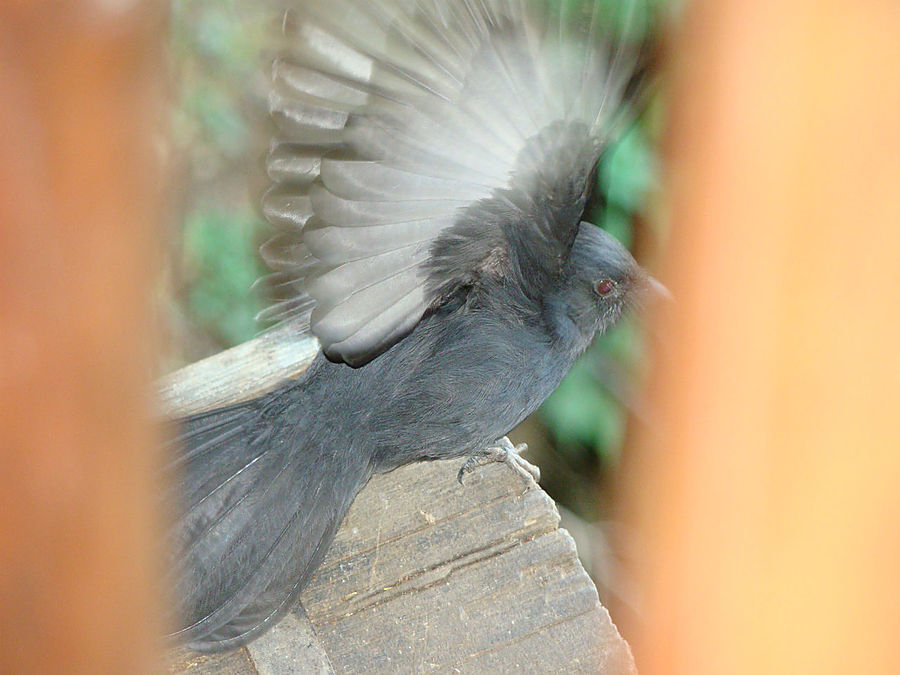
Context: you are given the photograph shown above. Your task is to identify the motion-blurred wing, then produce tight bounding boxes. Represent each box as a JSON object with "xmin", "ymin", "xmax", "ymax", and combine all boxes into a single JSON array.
[{"xmin": 262, "ymin": 0, "xmax": 645, "ymax": 366}]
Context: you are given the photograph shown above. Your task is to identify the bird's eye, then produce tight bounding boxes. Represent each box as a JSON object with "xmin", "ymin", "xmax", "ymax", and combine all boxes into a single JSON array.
[{"xmin": 595, "ymin": 279, "xmax": 616, "ymax": 296}]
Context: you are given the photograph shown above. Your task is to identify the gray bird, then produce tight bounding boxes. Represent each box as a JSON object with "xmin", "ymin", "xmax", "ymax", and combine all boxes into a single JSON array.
[{"xmin": 167, "ymin": 0, "xmax": 661, "ymax": 652}]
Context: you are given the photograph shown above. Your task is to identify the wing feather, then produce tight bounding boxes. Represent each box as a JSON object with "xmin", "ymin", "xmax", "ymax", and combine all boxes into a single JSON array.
[
  {"xmin": 260, "ymin": 0, "xmax": 649, "ymax": 365},
  {"xmin": 320, "ymin": 159, "xmax": 488, "ymax": 201}
]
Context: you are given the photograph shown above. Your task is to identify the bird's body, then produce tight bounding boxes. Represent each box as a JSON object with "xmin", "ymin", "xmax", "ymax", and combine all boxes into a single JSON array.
[{"xmin": 168, "ymin": 0, "xmax": 656, "ymax": 652}]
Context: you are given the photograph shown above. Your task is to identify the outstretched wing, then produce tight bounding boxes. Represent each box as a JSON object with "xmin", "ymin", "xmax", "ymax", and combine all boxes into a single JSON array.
[{"xmin": 261, "ymin": 0, "xmax": 646, "ymax": 366}]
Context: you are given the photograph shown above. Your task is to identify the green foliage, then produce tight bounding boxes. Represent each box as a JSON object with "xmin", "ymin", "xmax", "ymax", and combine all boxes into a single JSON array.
[
  {"xmin": 551, "ymin": 0, "xmax": 668, "ymax": 41},
  {"xmin": 180, "ymin": 85, "xmax": 248, "ymax": 157},
  {"xmin": 539, "ymin": 348, "xmax": 626, "ymax": 458},
  {"xmin": 172, "ymin": 0, "xmax": 265, "ymax": 73},
  {"xmin": 539, "ymin": 314, "xmax": 647, "ymax": 463},
  {"xmin": 183, "ymin": 209, "xmax": 266, "ymax": 346},
  {"xmin": 602, "ymin": 123, "xmax": 658, "ymax": 215},
  {"xmin": 170, "ymin": 1, "xmax": 276, "ymax": 356},
  {"xmin": 170, "ymin": 1, "xmax": 270, "ymax": 161}
]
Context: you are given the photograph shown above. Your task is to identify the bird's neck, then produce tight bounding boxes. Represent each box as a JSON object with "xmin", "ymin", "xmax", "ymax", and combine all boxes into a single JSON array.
[{"xmin": 541, "ymin": 289, "xmax": 596, "ymax": 357}]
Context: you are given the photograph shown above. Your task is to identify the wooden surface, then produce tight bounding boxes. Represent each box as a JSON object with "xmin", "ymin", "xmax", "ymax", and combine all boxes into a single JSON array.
[
  {"xmin": 628, "ymin": 1, "xmax": 900, "ymax": 674},
  {"xmin": 163, "ymin": 336, "xmax": 635, "ymax": 673},
  {"xmin": 0, "ymin": 2, "xmax": 165, "ymax": 672},
  {"xmin": 158, "ymin": 323, "xmax": 319, "ymax": 415}
]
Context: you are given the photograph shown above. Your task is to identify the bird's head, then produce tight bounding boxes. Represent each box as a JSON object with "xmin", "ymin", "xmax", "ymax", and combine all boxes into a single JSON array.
[{"xmin": 544, "ymin": 223, "xmax": 666, "ymax": 352}]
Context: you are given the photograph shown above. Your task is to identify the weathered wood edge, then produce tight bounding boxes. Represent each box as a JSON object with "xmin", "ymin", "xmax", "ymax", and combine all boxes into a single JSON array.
[{"xmin": 158, "ymin": 322, "xmax": 319, "ymax": 417}]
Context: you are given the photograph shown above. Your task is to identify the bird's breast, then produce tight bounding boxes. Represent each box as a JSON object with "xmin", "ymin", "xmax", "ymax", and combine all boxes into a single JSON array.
[{"xmin": 363, "ymin": 312, "xmax": 575, "ymax": 468}]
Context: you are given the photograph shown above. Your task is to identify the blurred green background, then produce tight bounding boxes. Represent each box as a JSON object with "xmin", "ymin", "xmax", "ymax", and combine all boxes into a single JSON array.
[{"xmin": 165, "ymin": 0, "xmax": 667, "ymax": 612}]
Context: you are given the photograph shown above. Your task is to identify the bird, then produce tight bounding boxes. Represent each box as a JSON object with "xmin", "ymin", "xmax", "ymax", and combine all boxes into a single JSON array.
[{"xmin": 166, "ymin": 0, "xmax": 661, "ymax": 653}]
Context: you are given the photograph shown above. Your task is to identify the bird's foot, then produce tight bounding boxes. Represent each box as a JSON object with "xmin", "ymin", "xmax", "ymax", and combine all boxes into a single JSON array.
[{"xmin": 457, "ymin": 436, "xmax": 540, "ymax": 485}]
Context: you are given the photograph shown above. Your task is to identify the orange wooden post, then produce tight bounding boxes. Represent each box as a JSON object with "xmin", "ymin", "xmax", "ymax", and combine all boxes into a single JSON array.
[
  {"xmin": 0, "ymin": 2, "xmax": 165, "ymax": 672},
  {"xmin": 627, "ymin": 1, "xmax": 900, "ymax": 673}
]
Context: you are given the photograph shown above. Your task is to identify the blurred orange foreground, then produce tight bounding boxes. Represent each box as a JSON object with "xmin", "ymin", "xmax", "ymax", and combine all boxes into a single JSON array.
[
  {"xmin": 630, "ymin": 1, "xmax": 900, "ymax": 674},
  {"xmin": 0, "ymin": 2, "xmax": 164, "ymax": 673}
]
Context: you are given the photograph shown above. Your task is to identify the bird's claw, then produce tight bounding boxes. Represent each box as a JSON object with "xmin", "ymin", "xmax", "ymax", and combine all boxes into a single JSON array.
[{"xmin": 457, "ymin": 436, "xmax": 540, "ymax": 486}]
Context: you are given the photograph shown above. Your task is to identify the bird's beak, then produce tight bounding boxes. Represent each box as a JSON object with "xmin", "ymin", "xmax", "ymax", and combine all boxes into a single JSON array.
[
  {"xmin": 645, "ymin": 275, "xmax": 673, "ymax": 304},
  {"xmin": 632, "ymin": 271, "xmax": 672, "ymax": 312}
]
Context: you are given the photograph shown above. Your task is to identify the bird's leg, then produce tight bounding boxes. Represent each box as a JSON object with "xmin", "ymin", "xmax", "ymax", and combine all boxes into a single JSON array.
[{"xmin": 457, "ymin": 436, "xmax": 541, "ymax": 485}]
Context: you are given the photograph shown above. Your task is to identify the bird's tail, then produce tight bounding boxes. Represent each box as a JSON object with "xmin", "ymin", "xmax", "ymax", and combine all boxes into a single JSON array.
[{"xmin": 163, "ymin": 381, "xmax": 372, "ymax": 652}]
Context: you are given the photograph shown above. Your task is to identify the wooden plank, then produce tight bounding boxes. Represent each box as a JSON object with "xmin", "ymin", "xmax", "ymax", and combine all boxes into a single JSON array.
[
  {"xmin": 301, "ymin": 460, "xmax": 635, "ymax": 674},
  {"xmin": 162, "ymin": 333, "xmax": 634, "ymax": 672},
  {"xmin": 248, "ymin": 611, "xmax": 335, "ymax": 675},
  {"xmin": 166, "ymin": 646, "xmax": 256, "ymax": 675},
  {"xmin": 158, "ymin": 324, "xmax": 319, "ymax": 416}
]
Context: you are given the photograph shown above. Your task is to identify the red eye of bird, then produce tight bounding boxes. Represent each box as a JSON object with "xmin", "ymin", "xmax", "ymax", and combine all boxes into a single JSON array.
[{"xmin": 595, "ymin": 279, "xmax": 616, "ymax": 296}]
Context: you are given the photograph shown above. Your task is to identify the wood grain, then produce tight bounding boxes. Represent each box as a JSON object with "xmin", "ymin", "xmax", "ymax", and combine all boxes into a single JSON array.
[{"xmin": 158, "ymin": 323, "xmax": 319, "ymax": 416}]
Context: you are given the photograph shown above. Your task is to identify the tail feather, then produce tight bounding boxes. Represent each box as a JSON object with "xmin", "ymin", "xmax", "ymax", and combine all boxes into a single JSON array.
[
  {"xmin": 165, "ymin": 383, "xmax": 372, "ymax": 652},
  {"xmin": 164, "ymin": 405, "xmax": 250, "ymax": 471}
]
